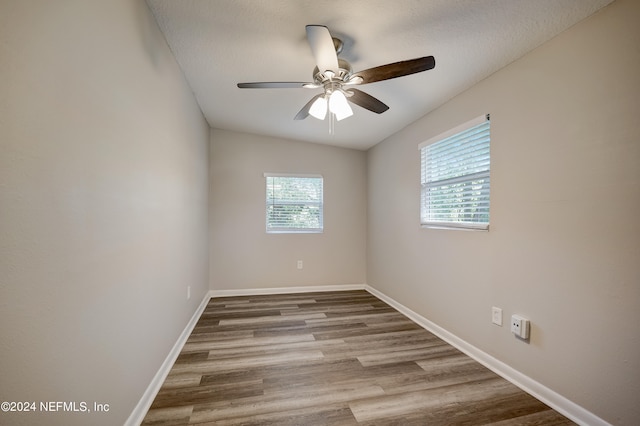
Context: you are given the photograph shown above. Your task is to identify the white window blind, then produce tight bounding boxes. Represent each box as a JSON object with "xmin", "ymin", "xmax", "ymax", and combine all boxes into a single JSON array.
[
  {"xmin": 265, "ymin": 174, "xmax": 323, "ymax": 233},
  {"xmin": 419, "ymin": 114, "xmax": 490, "ymax": 230}
]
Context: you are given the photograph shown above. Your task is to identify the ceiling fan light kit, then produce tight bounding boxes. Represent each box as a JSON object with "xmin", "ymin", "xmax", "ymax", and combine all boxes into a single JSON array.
[{"xmin": 237, "ymin": 25, "xmax": 435, "ymax": 130}]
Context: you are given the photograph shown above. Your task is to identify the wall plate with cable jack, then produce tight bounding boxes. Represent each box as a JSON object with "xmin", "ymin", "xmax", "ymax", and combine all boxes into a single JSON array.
[{"xmin": 510, "ymin": 314, "xmax": 530, "ymax": 339}]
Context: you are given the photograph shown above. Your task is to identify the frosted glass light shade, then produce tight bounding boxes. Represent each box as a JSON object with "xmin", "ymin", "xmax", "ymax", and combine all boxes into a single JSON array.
[
  {"xmin": 329, "ymin": 90, "xmax": 353, "ymax": 121},
  {"xmin": 309, "ymin": 96, "xmax": 327, "ymax": 120}
]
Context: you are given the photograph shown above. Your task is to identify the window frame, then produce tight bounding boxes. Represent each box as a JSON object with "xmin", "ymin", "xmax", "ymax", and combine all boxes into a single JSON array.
[
  {"xmin": 418, "ymin": 114, "xmax": 491, "ymax": 231},
  {"xmin": 264, "ymin": 173, "xmax": 324, "ymax": 234}
]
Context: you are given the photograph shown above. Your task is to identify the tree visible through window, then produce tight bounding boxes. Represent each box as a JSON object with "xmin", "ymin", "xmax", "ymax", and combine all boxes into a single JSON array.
[
  {"xmin": 419, "ymin": 114, "xmax": 490, "ymax": 230},
  {"xmin": 265, "ymin": 174, "xmax": 323, "ymax": 233}
]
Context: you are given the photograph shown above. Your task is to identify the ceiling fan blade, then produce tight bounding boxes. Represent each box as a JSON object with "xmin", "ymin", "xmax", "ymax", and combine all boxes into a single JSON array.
[
  {"xmin": 237, "ymin": 82, "xmax": 317, "ymax": 89},
  {"xmin": 306, "ymin": 25, "xmax": 339, "ymax": 74},
  {"xmin": 347, "ymin": 89, "xmax": 389, "ymax": 114},
  {"xmin": 294, "ymin": 94, "xmax": 323, "ymax": 120},
  {"xmin": 352, "ymin": 56, "xmax": 435, "ymax": 85}
]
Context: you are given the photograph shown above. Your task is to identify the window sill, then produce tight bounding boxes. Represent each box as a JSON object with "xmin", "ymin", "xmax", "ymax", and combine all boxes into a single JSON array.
[
  {"xmin": 266, "ymin": 230, "xmax": 324, "ymax": 234},
  {"xmin": 421, "ymin": 222, "xmax": 489, "ymax": 231}
]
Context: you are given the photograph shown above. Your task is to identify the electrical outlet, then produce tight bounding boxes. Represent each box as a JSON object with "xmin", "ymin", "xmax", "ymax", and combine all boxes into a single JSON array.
[
  {"xmin": 297, "ymin": 260, "xmax": 303, "ymax": 270},
  {"xmin": 187, "ymin": 285, "xmax": 191, "ymax": 300},
  {"xmin": 491, "ymin": 307, "xmax": 502, "ymax": 326},
  {"xmin": 510, "ymin": 314, "xmax": 530, "ymax": 339}
]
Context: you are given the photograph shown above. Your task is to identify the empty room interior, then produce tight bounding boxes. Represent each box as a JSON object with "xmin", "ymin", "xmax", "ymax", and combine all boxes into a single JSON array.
[{"xmin": 1, "ymin": 0, "xmax": 639, "ymax": 425}]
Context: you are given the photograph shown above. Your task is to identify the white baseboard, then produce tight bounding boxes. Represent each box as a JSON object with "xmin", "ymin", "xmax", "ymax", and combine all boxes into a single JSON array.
[
  {"xmin": 125, "ymin": 291, "xmax": 212, "ymax": 426},
  {"xmin": 210, "ymin": 283, "xmax": 366, "ymax": 298},
  {"xmin": 364, "ymin": 285, "xmax": 611, "ymax": 426}
]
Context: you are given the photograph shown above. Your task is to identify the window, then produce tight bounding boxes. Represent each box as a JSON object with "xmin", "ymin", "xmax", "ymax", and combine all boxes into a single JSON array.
[
  {"xmin": 265, "ymin": 174, "xmax": 323, "ymax": 233},
  {"xmin": 419, "ymin": 114, "xmax": 490, "ymax": 230}
]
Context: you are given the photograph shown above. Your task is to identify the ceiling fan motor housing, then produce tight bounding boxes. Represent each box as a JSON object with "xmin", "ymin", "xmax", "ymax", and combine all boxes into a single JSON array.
[{"xmin": 312, "ymin": 58, "xmax": 353, "ymax": 86}]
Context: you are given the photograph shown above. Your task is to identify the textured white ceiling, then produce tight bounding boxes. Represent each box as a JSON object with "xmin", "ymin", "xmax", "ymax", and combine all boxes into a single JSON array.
[{"xmin": 146, "ymin": 0, "xmax": 613, "ymax": 150}]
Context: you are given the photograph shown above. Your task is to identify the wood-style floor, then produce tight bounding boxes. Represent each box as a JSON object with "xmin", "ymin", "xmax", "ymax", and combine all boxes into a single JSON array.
[{"xmin": 142, "ymin": 290, "xmax": 574, "ymax": 425}]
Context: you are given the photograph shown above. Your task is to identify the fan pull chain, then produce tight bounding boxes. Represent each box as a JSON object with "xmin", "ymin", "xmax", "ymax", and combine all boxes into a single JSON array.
[{"xmin": 329, "ymin": 112, "xmax": 335, "ymax": 135}]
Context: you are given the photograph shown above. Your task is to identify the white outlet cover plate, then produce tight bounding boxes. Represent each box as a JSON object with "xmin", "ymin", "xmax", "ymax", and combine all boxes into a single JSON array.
[{"xmin": 492, "ymin": 307, "xmax": 502, "ymax": 326}]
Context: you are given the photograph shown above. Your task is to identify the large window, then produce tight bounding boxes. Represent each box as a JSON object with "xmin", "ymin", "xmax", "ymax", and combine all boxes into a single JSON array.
[
  {"xmin": 265, "ymin": 174, "xmax": 323, "ymax": 233},
  {"xmin": 419, "ymin": 114, "xmax": 490, "ymax": 230}
]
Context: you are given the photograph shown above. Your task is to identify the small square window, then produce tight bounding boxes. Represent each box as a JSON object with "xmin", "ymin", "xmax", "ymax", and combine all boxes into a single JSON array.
[
  {"xmin": 419, "ymin": 114, "xmax": 491, "ymax": 230},
  {"xmin": 265, "ymin": 174, "xmax": 323, "ymax": 233}
]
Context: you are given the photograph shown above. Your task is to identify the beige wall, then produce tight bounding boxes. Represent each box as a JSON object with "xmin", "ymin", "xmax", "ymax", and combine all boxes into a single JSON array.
[
  {"xmin": 209, "ymin": 129, "xmax": 367, "ymax": 290},
  {"xmin": 0, "ymin": 1, "xmax": 209, "ymax": 425},
  {"xmin": 367, "ymin": 0, "xmax": 640, "ymax": 424}
]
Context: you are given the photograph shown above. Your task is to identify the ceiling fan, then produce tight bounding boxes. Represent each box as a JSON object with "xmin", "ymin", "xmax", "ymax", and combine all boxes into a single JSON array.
[{"xmin": 237, "ymin": 25, "xmax": 435, "ymax": 122}]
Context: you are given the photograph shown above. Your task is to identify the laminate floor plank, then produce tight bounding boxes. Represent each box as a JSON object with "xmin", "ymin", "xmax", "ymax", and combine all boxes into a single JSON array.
[
  {"xmin": 487, "ymin": 409, "xmax": 576, "ymax": 425},
  {"xmin": 310, "ymin": 322, "xmax": 423, "ymax": 341},
  {"xmin": 150, "ymin": 379, "xmax": 265, "ymax": 408},
  {"xmin": 218, "ymin": 312, "xmax": 327, "ymax": 326},
  {"xmin": 141, "ymin": 406, "xmax": 193, "ymax": 426},
  {"xmin": 168, "ymin": 349, "xmax": 326, "ymax": 375},
  {"xmin": 183, "ymin": 333, "xmax": 313, "ymax": 352},
  {"xmin": 142, "ymin": 290, "xmax": 574, "ymax": 425},
  {"xmin": 205, "ymin": 339, "xmax": 347, "ymax": 361},
  {"xmin": 349, "ymin": 377, "xmax": 520, "ymax": 422},
  {"xmin": 188, "ymin": 383, "xmax": 386, "ymax": 424},
  {"xmin": 258, "ymin": 321, "xmax": 370, "ymax": 338},
  {"xmin": 208, "ymin": 407, "xmax": 358, "ymax": 426},
  {"xmin": 159, "ymin": 373, "xmax": 205, "ymax": 390}
]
